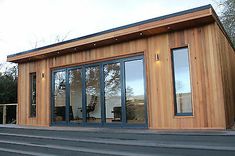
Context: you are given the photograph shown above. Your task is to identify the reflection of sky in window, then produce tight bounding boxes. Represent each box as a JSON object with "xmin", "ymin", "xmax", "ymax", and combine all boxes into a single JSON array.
[
  {"xmin": 173, "ymin": 48, "xmax": 191, "ymax": 93},
  {"xmin": 126, "ymin": 80, "xmax": 144, "ymax": 95},
  {"xmin": 125, "ymin": 59, "xmax": 144, "ymax": 96}
]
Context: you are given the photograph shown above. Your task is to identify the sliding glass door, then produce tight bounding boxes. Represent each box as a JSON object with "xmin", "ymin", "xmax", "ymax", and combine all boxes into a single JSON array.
[
  {"xmin": 51, "ymin": 55, "xmax": 147, "ymax": 127},
  {"xmin": 124, "ymin": 59, "xmax": 145, "ymax": 124},
  {"xmin": 69, "ymin": 68, "xmax": 83, "ymax": 123},
  {"xmin": 104, "ymin": 62, "xmax": 122, "ymax": 123},
  {"xmin": 52, "ymin": 70, "xmax": 66, "ymax": 124},
  {"xmin": 85, "ymin": 65, "xmax": 101, "ymax": 123}
]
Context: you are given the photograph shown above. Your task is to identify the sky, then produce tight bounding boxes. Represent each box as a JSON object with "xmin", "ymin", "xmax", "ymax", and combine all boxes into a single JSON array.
[{"xmin": 0, "ymin": 0, "xmax": 222, "ymax": 65}]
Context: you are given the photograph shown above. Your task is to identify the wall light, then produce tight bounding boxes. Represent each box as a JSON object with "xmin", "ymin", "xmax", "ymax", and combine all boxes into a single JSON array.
[
  {"xmin": 41, "ymin": 72, "xmax": 45, "ymax": 79},
  {"xmin": 155, "ymin": 53, "xmax": 160, "ymax": 61}
]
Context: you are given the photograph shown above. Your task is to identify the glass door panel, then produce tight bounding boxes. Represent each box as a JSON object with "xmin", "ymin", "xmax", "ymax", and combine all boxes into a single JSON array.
[
  {"xmin": 53, "ymin": 71, "xmax": 66, "ymax": 122},
  {"xmin": 69, "ymin": 69, "xmax": 83, "ymax": 123},
  {"xmin": 51, "ymin": 56, "xmax": 147, "ymax": 127},
  {"xmin": 104, "ymin": 63, "xmax": 121, "ymax": 123},
  {"xmin": 125, "ymin": 59, "xmax": 145, "ymax": 124},
  {"xmin": 85, "ymin": 66, "xmax": 101, "ymax": 123}
]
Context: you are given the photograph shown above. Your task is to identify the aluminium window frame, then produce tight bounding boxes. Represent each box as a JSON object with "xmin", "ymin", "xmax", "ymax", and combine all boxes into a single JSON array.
[
  {"xmin": 171, "ymin": 46, "xmax": 193, "ymax": 116},
  {"xmin": 29, "ymin": 72, "xmax": 37, "ymax": 118},
  {"xmin": 50, "ymin": 54, "xmax": 148, "ymax": 128}
]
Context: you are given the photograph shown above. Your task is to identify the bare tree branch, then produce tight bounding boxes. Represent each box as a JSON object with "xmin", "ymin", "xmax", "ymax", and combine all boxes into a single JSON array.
[{"xmin": 54, "ymin": 31, "xmax": 71, "ymax": 43}]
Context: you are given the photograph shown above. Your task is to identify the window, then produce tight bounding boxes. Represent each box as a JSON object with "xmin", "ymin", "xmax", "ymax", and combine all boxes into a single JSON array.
[
  {"xmin": 172, "ymin": 47, "xmax": 192, "ymax": 116},
  {"xmin": 30, "ymin": 73, "xmax": 37, "ymax": 117},
  {"xmin": 51, "ymin": 55, "xmax": 147, "ymax": 126},
  {"xmin": 125, "ymin": 59, "xmax": 145, "ymax": 123},
  {"xmin": 85, "ymin": 66, "xmax": 101, "ymax": 123},
  {"xmin": 104, "ymin": 62, "xmax": 121, "ymax": 123},
  {"xmin": 69, "ymin": 68, "xmax": 83, "ymax": 123},
  {"xmin": 53, "ymin": 71, "xmax": 66, "ymax": 122}
]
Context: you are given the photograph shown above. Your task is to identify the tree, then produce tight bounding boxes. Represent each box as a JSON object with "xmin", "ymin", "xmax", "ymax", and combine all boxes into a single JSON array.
[
  {"xmin": 31, "ymin": 32, "xmax": 71, "ymax": 49},
  {"xmin": 0, "ymin": 64, "xmax": 18, "ymax": 104},
  {"xmin": 220, "ymin": 0, "xmax": 235, "ymax": 47},
  {"xmin": 104, "ymin": 63, "xmax": 121, "ymax": 97}
]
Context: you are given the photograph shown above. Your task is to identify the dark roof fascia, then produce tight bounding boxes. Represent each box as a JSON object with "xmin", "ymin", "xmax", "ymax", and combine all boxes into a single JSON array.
[{"xmin": 7, "ymin": 4, "xmax": 213, "ymax": 58}]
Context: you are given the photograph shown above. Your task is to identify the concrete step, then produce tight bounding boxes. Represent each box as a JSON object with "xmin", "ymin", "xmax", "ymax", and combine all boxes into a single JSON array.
[
  {"xmin": 0, "ymin": 132, "xmax": 235, "ymax": 151},
  {"xmin": 0, "ymin": 140, "xmax": 158, "ymax": 156},
  {"xmin": 0, "ymin": 138, "xmax": 235, "ymax": 156},
  {"xmin": 0, "ymin": 127, "xmax": 235, "ymax": 156},
  {"xmin": 0, "ymin": 132, "xmax": 180, "ymax": 155},
  {"xmin": 0, "ymin": 126, "xmax": 234, "ymax": 138},
  {"xmin": 0, "ymin": 127, "xmax": 235, "ymax": 146},
  {"xmin": 0, "ymin": 147, "xmax": 53, "ymax": 156},
  {"xmin": 0, "ymin": 132, "xmax": 235, "ymax": 155}
]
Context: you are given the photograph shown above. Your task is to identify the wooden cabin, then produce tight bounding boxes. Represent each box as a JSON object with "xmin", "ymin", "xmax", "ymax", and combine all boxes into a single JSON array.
[{"xmin": 7, "ymin": 5, "xmax": 235, "ymax": 129}]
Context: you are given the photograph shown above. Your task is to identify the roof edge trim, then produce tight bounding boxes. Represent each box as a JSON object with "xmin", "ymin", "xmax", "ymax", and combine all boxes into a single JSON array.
[{"xmin": 7, "ymin": 4, "xmax": 213, "ymax": 59}]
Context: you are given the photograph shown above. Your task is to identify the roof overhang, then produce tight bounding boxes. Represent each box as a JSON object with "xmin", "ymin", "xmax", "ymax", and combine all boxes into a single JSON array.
[{"xmin": 7, "ymin": 5, "xmax": 223, "ymax": 63}]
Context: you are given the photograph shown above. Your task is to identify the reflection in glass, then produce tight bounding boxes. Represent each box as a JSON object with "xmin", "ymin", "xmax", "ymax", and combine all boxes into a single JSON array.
[
  {"xmin": 0, "ymin": 106, "xmax": 3, "ymax": 124},
  {"xmin": 125, "ymin": 59, "xmax": 145, "ymax": 123},
  {"xmin": 172, "ymin": 48, "xmax": 192, "ymax": 115},
  {"xmin": 69, "ymin": 69, "xmax": 83, "ymax": 123},
  {"xmin": 104, "ymin": 63, "xmax": 121, "ymax": 123},
  {"xmin": 86, "ymin": 66, "xmax": 101, "ymax": 123},
  {"xmin": 53, "ymin": 71, "xmax": 66, "ymax": 122}
]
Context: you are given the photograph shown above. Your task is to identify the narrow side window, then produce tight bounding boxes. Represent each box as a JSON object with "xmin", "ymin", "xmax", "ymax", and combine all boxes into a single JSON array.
[
  {"xmin": 30, "ymin": 72, "xmax": 36, "ymax": 117},
  {"xmin": 172, "ymin": 47, "xmax": 192, "ymax": 116}
]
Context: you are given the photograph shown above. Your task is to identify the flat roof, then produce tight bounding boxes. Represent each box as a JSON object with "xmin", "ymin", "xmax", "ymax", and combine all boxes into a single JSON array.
[{"xmin": 7, "ymin": 4, "xmax": 232, "ymax": 63}]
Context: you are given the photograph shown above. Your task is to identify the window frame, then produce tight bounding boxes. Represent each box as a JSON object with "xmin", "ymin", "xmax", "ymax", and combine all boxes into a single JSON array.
[
  {"xmin": 51, "ymin": 69, "xmax": 67, "ymax": 124},
  {"xmin": 171, "ymin": 46, "xmax": 193, "ymax": 116},
  {"xmin": 50, "ymin": 54, "xmax": 148, "ymax": 127},
  {"xmin": 29, "ymin": 72, "xmax": 37, "ymax": 118}
]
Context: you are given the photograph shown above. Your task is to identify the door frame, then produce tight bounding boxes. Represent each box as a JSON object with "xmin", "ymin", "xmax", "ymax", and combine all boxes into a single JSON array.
[
  {"xmin": 51, "ymin": 55, "xmax": 148, "ymax": 128},
  {"xmin": 51, "ymin": 68, "xmax": 67, "ymax": 126}
]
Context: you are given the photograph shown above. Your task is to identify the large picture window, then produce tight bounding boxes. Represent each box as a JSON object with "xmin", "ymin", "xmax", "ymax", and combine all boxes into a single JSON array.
[
  {"xmin": 30, "ymin": 72, "xmax": 36, "ymax": 117},
  {"xmin": 172, "ymin": 47, "xmax": 192, "ymax": 116}
]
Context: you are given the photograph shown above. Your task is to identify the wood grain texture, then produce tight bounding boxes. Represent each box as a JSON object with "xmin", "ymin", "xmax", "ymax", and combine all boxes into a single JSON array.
[
  {"xmin": 17, "ymin": 22, "xmax": 234, "ymax": 129},
  {"xmin": 146, "ymin": 24, "xmax": 226, "ymax": 129},
  {"xmin": 214, "ymin": 24, "xmax": 235, "ymax": 128}
]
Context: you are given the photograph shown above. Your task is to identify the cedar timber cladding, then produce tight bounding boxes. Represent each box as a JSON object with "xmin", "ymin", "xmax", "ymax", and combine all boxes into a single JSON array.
[{"xmin": 7, "ymin": 5, "xmax": 235, "ymax": 129}]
